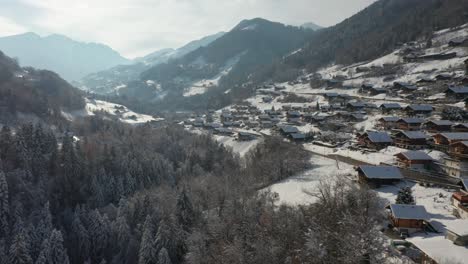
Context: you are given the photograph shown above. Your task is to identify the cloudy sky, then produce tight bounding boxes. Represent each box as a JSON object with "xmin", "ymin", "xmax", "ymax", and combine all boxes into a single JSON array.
[{"xmin": 0, "ymin": 0, "xmax": 376, "ymax": 58}]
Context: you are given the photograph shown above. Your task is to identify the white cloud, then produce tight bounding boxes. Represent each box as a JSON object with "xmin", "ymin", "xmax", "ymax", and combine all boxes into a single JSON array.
[
  {"xmin": 1, "ymin": 0, "xmax": 376, "ymax": 58},
  {"xmin": 0, "ymin": 16, "xmax": 28, "ymax": 37}
]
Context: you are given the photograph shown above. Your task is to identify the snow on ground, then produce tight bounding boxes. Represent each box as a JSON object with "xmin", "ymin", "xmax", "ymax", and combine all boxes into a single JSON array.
[
  {"xmin": 265, "ymin": 155, "xmax": 355, "ymax": 206},
  {"xmin": 63, "ymin": 98, "xmax": 161, "ymax": 124},
  {"xmin": 214, "ymin": 135, "xmax": 259, "ymax": 157}
]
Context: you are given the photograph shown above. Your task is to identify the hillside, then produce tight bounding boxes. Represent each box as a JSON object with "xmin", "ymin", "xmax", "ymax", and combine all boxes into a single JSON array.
[
  {"xmin": 0, "ymin": 32, "xmax": 130, "ymax": 81},
  {"xmin": 80, "ymin": 32, "xmax": 225, "ymax": 95},
  {"xmin": 285, "ymin": 0, "xmax": 468, "ymax": 70},
  {"xmin": 124, "ymin": 18, "xmax": 314, "ymax": 107},
  {"xmin": 0, "ymin": 50, "xmax": 87, "ymax": 125}
]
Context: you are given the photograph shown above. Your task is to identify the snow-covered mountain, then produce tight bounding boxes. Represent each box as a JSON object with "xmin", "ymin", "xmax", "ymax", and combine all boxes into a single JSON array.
[
  {"xmin": 80, "ymin": 32, "xmax": 225, "ymax": 95},
  {"xmin": 0, "ymin": 32, "xmax": 130, "ymax": 82}
]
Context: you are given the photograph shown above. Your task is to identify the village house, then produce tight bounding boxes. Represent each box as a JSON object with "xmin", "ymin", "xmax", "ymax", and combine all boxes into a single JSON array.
[
  {"xmin": 449, "ymin": 38, "xmax": 468, "ymax": 47},
  {"xmin": 360, "ymin": 83, "xmax": 374, "ymax": 94},
  {"xmin": 380, "ymin": 103, "xmax": 402, "ymax": 114},
  {"xmin": 396, "ymin": 118, "xmax": 424, "ymax": 131},
  {"xmin": 346, "ymin": 102, "xmax": 366, "ymax": 112},
  {"xmin": 357, "ymin": 131, "xmax": 393, "ymax": 150},
  {"xmin": 453, "ymin": 123, "xmax": 468, "ymax": 132},
  {"xmin": 423, "ymin": 120, "xmax": 453, "ymax": 133},
  {"xmin": 244, "ymin": 120, "xmax": 259, "ymax": 129},
  {"xmin": 448, "ymin": 140, "xmax": 468, "ymax": 159},
  {"xmin": 368, "ymin": 86, "xmax": 387, "ymax": 96},
  {"xmin": 440, "ymin": 156, "xmax": 468, "ymax": 178},
  {"xmin": 326, "ymin": 79, "xmax": 342, "ymax": 88},
  {"xmin": 394, "ymin": 151, "xmax": 433, "ymax": 170},
  {"xmin": 260, "ymin": 121, "xmax": 274, "ymax": 129},
  {"xmin": 405, "ymin": 105, "xmax": 433, "ymax": 116},
  {"xmin": 452, "ymin": 186, "xmax": 468, "ymax": 219},
  {"xmin": 220, "ymin": 113, "xmax": 233, "ymax": 123},
  {"xmin": 213, "ymin": 127, "xmax": 234, "ymax": 136},
  {"xmin": 433, "ymin": 133, "xmax": 468, "ymax": 147},
  {"xmin": 393, "ymin": 131, "xmax": 427, "ymax": 150},
  {"xmin": 378, "ymin": 117, "xmax": 399, "ymax": 130},
  {"xmin": 349, "ymin": 113, "xmax": 367, "ymax": 122},
  {"xmin": 323, "ymin": 92, "xmax": 339, "ymax": 102},
  {"xmin": 435, "ymin": 73, "xmax": 453, "ymax": 81},
  {"xmin": 279, "ymin": 125, "xmax": 300, "ymax": 136},
  {"xmin": 289, "ymin": 133, "xmax": 307, "ymax": 142},
  {"xmin": 389, "ymin": 204, "xmax": 429, "ymax": 234},
  {"xmin": 287, "ymin": 111, "xmax": 302, "ymax": 119},
  {"xmin": 445, "ymin": 220, "xmax": 468, "ymax": 246},
  {"xmin": 445, "ymin": 86, "xmax": 468, "ymax": 100},
  {"xmin": 393, "ymin": 82, "xmax": 417, "ymax": 93},
  {"xmin": 237, "ymin": 131, "xmax": 257, "ymax": 141},
  {"xmin": 356, "ymin": 165, "xmax": 404, "ymax": 188}
]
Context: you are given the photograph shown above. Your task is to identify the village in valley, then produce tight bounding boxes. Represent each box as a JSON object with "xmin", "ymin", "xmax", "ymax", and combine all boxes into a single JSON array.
[{"xmin": 181, "ymin": 24, "xmax": 468, "ymax": 263}]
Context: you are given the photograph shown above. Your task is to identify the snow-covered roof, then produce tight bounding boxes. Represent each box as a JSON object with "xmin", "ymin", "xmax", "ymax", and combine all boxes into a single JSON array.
[
  {"xmin": 357, "ymin": 165, "xmax": 403, "ymax": 179},
  {"xmin": 437, "ymin": 133, "xmax": 468, "ymax": 141},
  {"xmin": 406, "ymin": 105, "xmax": 433, "ymax": 111},
  {"xmin": 445, "ymin": 220, "xmax": 468, "ymax": 237},
  {"xmin": 396, "ymin": 151, "xmax": 433, "ymax": 161},
  {"xmin": 447, "ymin": 86, "xmax": 468, "ymax": 94},
  {"xmin": 347, "ymin": 102, "xmax": 366, "ymax": 107},
  {"xmin": 397, "ymin": 131, "xmax": 427, "ymax": 140},
  {"xmin": 398, "ymin": 118, "xmax": 424, "ymax": 124},
  {"xmin": 380, "ymin": 103, "xmax": 402, "ymax": 109},
  {"xmin": 390, "ymin": 204, "xmax": 428, "ymax": 220},
  {"xmin": 365, "ymin": 132, "xmax": 393, "ymax": 143},
  {"xmin": 290, "ymin": 133, "xmax": 306, "ymax": 139},
  {"xmin": 408, "ymin": 235, "xmax": 468, "ymax": 264},
  {"xmin": 398, "ymin": 117, "xmax": 424, "ymax": 124},
  {"xmin": 425, "ymin": 120, "xmax": 454, "ymax": 126}
]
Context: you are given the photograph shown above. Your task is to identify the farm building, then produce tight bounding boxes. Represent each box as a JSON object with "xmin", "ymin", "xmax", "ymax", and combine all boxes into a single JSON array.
[
  {"xmin": 378, "ymin": 117, "xmax": 399, "ymax": 129},
  {"xmin": 356, "ymin": 165, "xmax": 403, "ymax": 187},
  {"xmin": 424, "ymin": 120, "xmax": 453, "ymax": 133},
  {"xmin": 389, "ymin": 204, "xmax": 429, "ymax": 234},
  {"xmin": 405, "ymin": 105, "xmax": 433, "ymax": 116},
  {"xmin": 397, "ymin": 118, "xmax": 424, "ymax": 131},
  {"xmin": 393, "ymin": 131, "xmax": 427, "ymax": 150},
  {"xmin": 357, "ymin": 131, "xmax": 393, "ymax": 150},
  {"xmin": 394, "ymin": 151, "xmax": 433, "ymax": 170}
]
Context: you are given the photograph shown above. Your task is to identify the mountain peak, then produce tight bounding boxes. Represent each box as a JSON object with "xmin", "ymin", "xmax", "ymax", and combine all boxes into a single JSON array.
[{"xmin": 300, "ymin": 22, "xmax": 323, "ymax": 31}]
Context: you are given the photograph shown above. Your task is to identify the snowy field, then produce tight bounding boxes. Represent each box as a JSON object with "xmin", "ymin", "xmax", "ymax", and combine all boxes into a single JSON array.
[
  {"xmin": 63, "ymin": 98, "xmax": 162, "ymax": 124},
  {"xmin": 265, "ymin": 155, "xmax": 355, "ymax": 206}
]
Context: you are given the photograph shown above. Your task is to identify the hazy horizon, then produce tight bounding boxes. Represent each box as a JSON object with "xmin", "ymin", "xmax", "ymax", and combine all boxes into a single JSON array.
[{"xmin": 0, "ymin": 0, "xmax": 376, "ymax": 58}]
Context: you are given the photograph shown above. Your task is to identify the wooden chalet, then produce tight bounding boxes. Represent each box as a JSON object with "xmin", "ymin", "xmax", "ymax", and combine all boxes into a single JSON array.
[
  {"xmin": 435, "ymin": 73, "xmax": 453, "ymax": 81},
  {"xmin": 289, "ymin": 133, "xmax": 307, "ymax": 142},
  {"xmin": 405, "ymin": 105, "xmax": 433, "ymax": 116},
  {"xmin": 396, "ymin": 118, "xmax": 424, "ymax": 131},
  {"xmin": 393, "ymin": 131, "xmax": 427, "ymax": 150},
  {"xmin": 449, "ymin": 141, "xmax": 468, "ymax": 159},
  {"xmin": 378, "ymin": 117, "xmax": 399, "ymax": 129},
  {"xmin": 356, "ymin": 165, "xmax": 403, "ymax": 188},
  {"xmin": 238, "ymin": 132, "xmax": 257, "ymax": 141},
  {"xmin": 357, "ymin": 131, "xmax": 393, "ymax": 150},
  {"xmin": 389, "ymin": 204, "xmax": 429, "ymax": 234},
  {"xmin": 323, "ymin": 92, "xmax": 339, "ymax": 102},
  {"xmin": 423, "ymin": 120, "xmax": 453, "ymax": 133},
  {"xmin": 395, "ymin": 151, "xmax": 433, "ymax": 170},
  {"xmin": 279, "ymin": 125, "xmax": 300, "ymax": 136},
  {"xmin": 360, "ymin": 83, "xmax": 374, "ymax": 93},
  {"xmin": 452, "ymin": 191, "xmax": 468, "ymax": 219},
  {"xmin": 368, "ymin": 87, "xmax": 387, "ymax": 96},
  {"xmin": 287, "ymin": 111, "xmax": 302, "ymax": 118},
  {"xmin": 393, "ymin": 82, "xmax": 417, "ymax": 93},
  {"xmin": 445, "ymin": 86, "xmax": 468, "ymax": 100},
  {"xmin": 380, "ymin": 103, "xmax": 402, "ymax": 114},
  {"xmin": 346, "ymin": 102, "xmax": 366, "ymax": 111},
  {"xmin": 453, "ymin": 123, "xmax": 468, "ymax": 132},
  {"xmin": 433, "ymin": 133, "xmax": 468, "ymax": 146}
]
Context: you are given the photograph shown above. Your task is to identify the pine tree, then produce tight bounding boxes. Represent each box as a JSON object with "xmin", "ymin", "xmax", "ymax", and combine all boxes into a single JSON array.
[
  {"xmin": 70, "ymin": 210, "xmax": 90, "ymax": 264},
  {"xmin": 157, "ymin": 248, "xmax": 172, "ymax": 264},
  {"xmin": 8, "ymin": 228, "xmax": 33, "ymax": 264},
  {"xmin": 35, "ymin": 230, "xmax": 70, "ymax": 264},
  {"xmin": 176, "ymin": 189, "xmax": 195, "ymax": 230},
  {"xmin": 395, "ymin": 187, "xmax": 415, "ymax": 205},
  {"xmin": 138, "ymin": 216, "xmax": 158, "ymax": 264},
  {"xmin": 0, "ymin": 168, "xmax": 9, "ymax": 238}
]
